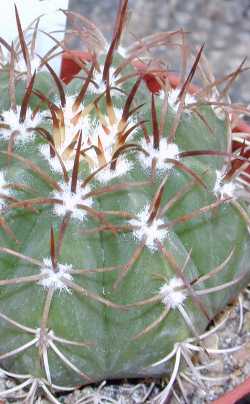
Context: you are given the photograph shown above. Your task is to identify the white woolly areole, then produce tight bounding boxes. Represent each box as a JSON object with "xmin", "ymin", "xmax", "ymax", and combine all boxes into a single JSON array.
[
  {"xmin": 41, "ymin": 104, "xmax": 137, "ymax": 180},
  {"xmin": 52, "ymin": 181, "xmax": 93, "ymax": 221},
  {"xmin": 38, "ymin": 257, "xmax": 73, "ymax": 292},
  {"xmin": 40, "ymin": 143, "xmax": 75, "ymax": 173},
  {"xmin": 95, "ymin": 158, "xmax": 133, "ymax": 184},
  {"xmin": 139, "ymin": 137, "xmax": 180, "ymax": 172},
  {"xmin": 159, "ymin": 277, "xmax": 186, "ymax": 309},
  {"xmin": 61, "ymin": 96, "xmax": 89, "ymax": 131},
  {"xmin": 214, "ymin": 170, "xmax": 236, "ymax": 199},
  {"xmin": 160, "ymin": 89, "xmax": 196, "ymax": 113},
  {"xmin": 0, "ymin": 171, "xmax": 9, "ymax": 208},
  {"xmin": 59, "ymin": 95, "xmax": 92, "ymax": 149},
  {"xmin": 89, "ymin": 66, "xmax": 121, "ymax": 94},
  {"xmin": 40, "ymin": 95, "xmax": 91, "ymax": 173},
  {"xmin": 129, "ymin": 204, "xmax": 168, "ymax": 251},
  {"xmin": 0, "ymin": 106, "xmax": 43, "ymax": 143},
  {"xmin": 91, "ymin": 108, "xmax": 137, "ymax": 155},
  {"xmin": 84, "ymin": 108, "xmax": 137, "ymax": 183}
]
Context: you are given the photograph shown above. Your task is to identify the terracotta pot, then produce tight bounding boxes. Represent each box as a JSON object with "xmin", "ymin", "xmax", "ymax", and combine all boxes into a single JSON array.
[{"xmin": 212, "ymin": 376, "xmax": 250, "ymax": 404}]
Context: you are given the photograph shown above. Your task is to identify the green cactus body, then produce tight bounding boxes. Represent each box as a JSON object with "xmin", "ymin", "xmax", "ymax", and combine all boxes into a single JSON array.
[{"xmin": 0, "ymin": 1, "xmax": 249, "ymax": 400}]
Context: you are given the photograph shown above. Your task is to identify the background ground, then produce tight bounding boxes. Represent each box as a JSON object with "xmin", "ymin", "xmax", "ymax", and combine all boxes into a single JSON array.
[{"xmin": 68, "ymin": 0, "xmax": 250, "ymax": 104}]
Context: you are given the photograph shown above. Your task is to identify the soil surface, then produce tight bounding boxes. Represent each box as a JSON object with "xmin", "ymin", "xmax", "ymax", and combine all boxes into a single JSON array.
[{"xmin": 68, "ymin": 0, "xmax": 250, "ymax": 103}]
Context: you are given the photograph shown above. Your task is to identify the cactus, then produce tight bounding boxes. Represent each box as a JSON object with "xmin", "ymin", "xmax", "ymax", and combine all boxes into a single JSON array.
[{"xmin": 0, "ymin": 1, "xmax": 249, "ymax": 402}]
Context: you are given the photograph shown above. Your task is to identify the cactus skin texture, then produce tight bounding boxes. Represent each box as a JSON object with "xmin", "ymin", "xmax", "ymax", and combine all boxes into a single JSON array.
[{"xmin": 0, "ymin": 1, "xmax": 249, "ymax": 401}]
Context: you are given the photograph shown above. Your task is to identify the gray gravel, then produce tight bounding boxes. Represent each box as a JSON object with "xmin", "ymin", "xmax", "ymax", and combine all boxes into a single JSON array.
[{"xmin": 68, "ymin": 0, "xmax": 250, "ymax": 103}]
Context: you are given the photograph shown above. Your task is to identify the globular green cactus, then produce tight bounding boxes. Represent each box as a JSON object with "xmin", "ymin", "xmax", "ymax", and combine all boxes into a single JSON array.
[{"xmin": 0, "ymin": 1, "xmax": 249, "ymax": 402}]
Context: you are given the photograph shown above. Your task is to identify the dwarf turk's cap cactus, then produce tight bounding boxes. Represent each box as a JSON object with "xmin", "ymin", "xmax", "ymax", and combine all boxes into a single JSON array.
[{"xmin": 0, "ymin": 1, "xmax": 249, "ymax": 402}]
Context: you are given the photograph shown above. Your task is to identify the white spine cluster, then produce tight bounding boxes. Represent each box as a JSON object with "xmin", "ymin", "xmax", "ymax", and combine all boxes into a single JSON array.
[
  {"xmin": 40, "ymin": 95, "xmax": 91, "ymax": 173},
  {"xmin": 159, "ymin": 277, "xmax": 186, "ymax": 309},
  {"xmin": 38, "ymin": 257, "xmax": 73, "ymax": 292},
  {"xmin": 87, "ymin": 108, "xmax": 136, "ymax": 183},
  {"xmin": 160, "ymin": 89, "xmax": 196, "ymax": 113},
  {"xmin": 61, "ymin": 95, "xmax": 88, "ymax": 132},
  {"xmin": 41, "ymin": 103, "xmax": 136, "ymax": 181},
  {"xmin": 40, "ymin": 143, "xmax": 75, "ymax": 173},
  {"xmin": 95, "ymin": 158, "xmax": 133, "ymax": 183},
  {"xmin": 139, "ymin": 137, "xmax": 179, "ymax": 172},
  {"xmin": 213, "ymin": 170, "xmax": 236, "ymax": 199},
  {"xmin": 52, "ymin": 181, "xmax": 93, "ymax": 221},
  {"xmin": 129, "ymin": 204, "xmax": 168, "ymax": 251},
  {"xmin": 0, "ymin": 106, "xmax": 43, "ymax": 143}
]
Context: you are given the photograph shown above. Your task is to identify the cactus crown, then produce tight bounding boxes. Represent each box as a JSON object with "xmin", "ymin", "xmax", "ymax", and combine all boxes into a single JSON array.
[{"xmin": 0, "ymin": 1, "xmax": 249, "ymax": 402}]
